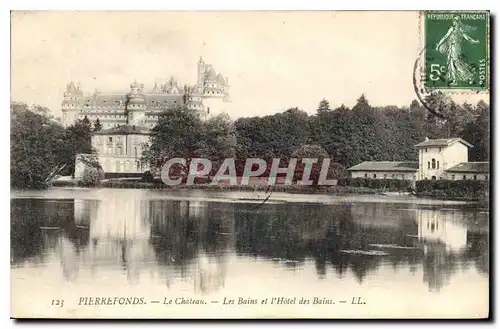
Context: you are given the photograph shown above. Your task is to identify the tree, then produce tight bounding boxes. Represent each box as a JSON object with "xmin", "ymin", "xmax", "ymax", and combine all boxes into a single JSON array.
[
  {"xmin": 352, "ymin": 94, "xmax": 370, "ymax": 113},
  {"xmin": 143, "ymin": 107, "xmax": 237, "ymax": 180},
  {"xmin": 62, "ymin": 118, "xmax": 94, "ymax": 175},
  {"xmin": 316, "ymin": 99, "xmax": 331, "ymax": 115},
  {"xmin": 82, "ymin": 115, "xmax": 91, "ymax": 129},
  {"xmin": 196, "ymin": 113, "xmax": 237, "ymax": 159},
  {"xmin": 11, "ymin": 102, "xmax": 67, "ymax": 188},
  {"xmin": 143, "ymin": 106, "xmax": 204, "ymax": 169},
  {"xmin": 291, "ymin": 144, "xmax": 329, "ymax": 159},
  {"xmin": 10, "ymin": 102, "xmax": 97, "ymax": 188},
  {"xmin": 93, "ymin": 118, "xmax": 103, "ymax": 132},
  {"xmin": 235, "ymin": 107, "xmax": 310, "ymax": 159},
  {"xmin": 460, "ymin": 101, "xmax": 490, "ymax": 161}
]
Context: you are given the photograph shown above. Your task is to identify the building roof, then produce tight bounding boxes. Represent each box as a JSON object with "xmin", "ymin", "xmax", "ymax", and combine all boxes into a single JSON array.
[
  {"xmin": 446, "ymin": 162, "xmax": 490, "ymax": 173},
  {"xmin": 414, "ymin": 138, "xmax": 473, "ymax": 148},
  {"xmin": 347, "ymin": 161, "xmax": 419, "ymax": 172},
  {"xmin": 206, "ymin": 67, "xmax": 218, "ymax": 81},
  {"xmin": 94, "ymin": 124, "xmax": 150, "ymax": 136},
  {"xmin": 216, "ymin": 73, "xmax": 226, "ymax": 85}
]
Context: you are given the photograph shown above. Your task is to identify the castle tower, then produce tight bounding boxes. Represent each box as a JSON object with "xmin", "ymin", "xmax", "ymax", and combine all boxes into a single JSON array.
[
  {"xmin": 198, "ymin": 60, "xmax": 231, "ymax": 117},
  {"xmin": 61, "ymin": 81, "xmax": 83, "ymax": 127},
  {"xmin": 126, "ymin": 81, "xmax": 147, "ymax": 126},
  {"xmin": 197, "ymin": 57, "xmax": 205, "ymax": 91}
]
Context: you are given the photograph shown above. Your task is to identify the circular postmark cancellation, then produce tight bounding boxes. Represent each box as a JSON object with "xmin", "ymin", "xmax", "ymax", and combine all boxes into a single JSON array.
[{"xmin": 413, "ymin": 48, "xmax": 448, "ymax": 120}]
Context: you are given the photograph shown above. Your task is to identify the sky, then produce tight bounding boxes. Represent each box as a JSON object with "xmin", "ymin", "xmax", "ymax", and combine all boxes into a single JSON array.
[{"xmin": 11, "ymin": 11, "xmax": 488, "ymax": 118}]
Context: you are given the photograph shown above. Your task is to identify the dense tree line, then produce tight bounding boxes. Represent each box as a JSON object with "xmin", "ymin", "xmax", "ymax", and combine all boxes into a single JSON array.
[
  {"xmin": 11, "ymin": 93, "xmax": 490, "ymax": 188},
  {"xmin": 234, "ymin": 95, "xmax": 490, "ymax": 168},
  {"xmin": 145, "ymin": 94, "xmax": 489, "ymax": 178}
]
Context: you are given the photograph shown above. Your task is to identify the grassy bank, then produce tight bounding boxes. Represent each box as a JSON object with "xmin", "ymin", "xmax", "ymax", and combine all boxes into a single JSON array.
[
  {"xmin": 52, "ymin": 179, "xmax": 386, "ymax": 195},
  {"xmin": 51, "ymin": 178, "xmax": 489, "ymax": 201}
]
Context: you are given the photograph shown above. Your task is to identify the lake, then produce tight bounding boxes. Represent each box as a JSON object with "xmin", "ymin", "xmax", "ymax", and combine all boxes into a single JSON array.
[{"xmin": 10, "ymin": 188, "xmax": 489, "ymax": 319}]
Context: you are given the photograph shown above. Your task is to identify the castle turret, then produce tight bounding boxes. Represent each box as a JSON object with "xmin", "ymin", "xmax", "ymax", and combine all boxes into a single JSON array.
[
  {"xmin": 126, "ymin": 81, "xmax": 146, "ymax": 126},
  {"xmin": 197, "ymin": 57, "xmax": 205, "ymax": 91},
  {"xmin": 61, "ymin": 81, "xmax": 83, "ymax": 127}
]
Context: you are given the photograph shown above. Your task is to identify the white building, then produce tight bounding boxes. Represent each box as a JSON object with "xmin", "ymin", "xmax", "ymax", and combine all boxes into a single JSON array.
[
  {"xmin": 348, "ymin": 137, "xmax": 489, "ymax": 181},
  {"xmin": 415, "ymin": 137, "xmax": 471, "ymax": 180}
]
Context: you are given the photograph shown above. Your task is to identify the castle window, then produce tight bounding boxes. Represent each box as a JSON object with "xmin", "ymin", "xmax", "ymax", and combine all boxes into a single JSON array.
[
  {"xmin": 391, "ymin": 174, "xmax": 395, "ymax": 179},
  {"xmin": 402, "ymin": 174, "xmax": 405, "ymax": 179},
  {"xmin": 437, "ymin": 161, "xmax": 439, "ymax": 169},
  {"xmin": 431, "ymin": 158, "xmax": 436, "ymax": 169},
  {"xmin": 485, "ymin": 174, "xmax": 488, "ymax": 180},
  {"xmin": 451, "ymin": 174, "xmax": 455, "ymax": 180},
  {"xmin": 473, "ymin": 175, "xmax": 477, "ymax": 180},
  {"xmin": 463, "ymin": 175, "xmax": 467, "ymax": 180},
  {"xmin": 108, "ymin": 137, "xmax": 112, "ymax": 142},
  {"xmin": 373, "ymin": 174, "xmax": 377, "ymax": 179},
  {"xmin": 425, "ymin": 148, "xmax": 428, "ymax": 153},
  {"xmin": 364, "ymin": 173, "xmax": 367, "ymax": 178},
  {"xmin": 439, "ymin": 147, "xmax": 442, "ymax": 152},
  {"xmin": 427, "ymin": 161, "xmax": 430, "ymax": 169},
  {"xmin": 431, "ymin": 176, "xmax": 436, "ymax": 180},
  {"xmin": 383, "ymin": 174, "xmax": 387, "ymax": 179}
]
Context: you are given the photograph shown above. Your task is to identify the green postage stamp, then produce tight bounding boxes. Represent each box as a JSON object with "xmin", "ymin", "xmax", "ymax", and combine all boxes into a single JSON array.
[{"xmin": 424, "ymin": 11, "xmax": 490, "ymax": 90}]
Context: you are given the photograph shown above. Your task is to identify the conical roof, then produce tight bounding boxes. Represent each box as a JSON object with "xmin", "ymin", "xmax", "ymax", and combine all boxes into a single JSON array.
[
  {"xmin": 216, "ymin": 73, "xmax": 226, "ymax": 85},
  {"xmin": 206, "ymin": 68, "xmax": 217, "ymax": 81}
]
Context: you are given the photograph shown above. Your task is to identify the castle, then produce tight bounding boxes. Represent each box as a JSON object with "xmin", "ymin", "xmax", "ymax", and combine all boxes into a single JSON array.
[
  {"xmin": 71, "ymin": 58, "xmax": 230, "ymax": 177},
  {"xmin": 61, "ymin": 57, "xmax": 230, "ymax": 128}
]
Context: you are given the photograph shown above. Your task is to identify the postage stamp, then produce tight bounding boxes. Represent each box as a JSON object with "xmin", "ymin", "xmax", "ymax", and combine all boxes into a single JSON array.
[{"xmin": 424, "ymin": 11, "xmax": 490, "ymax": 90}]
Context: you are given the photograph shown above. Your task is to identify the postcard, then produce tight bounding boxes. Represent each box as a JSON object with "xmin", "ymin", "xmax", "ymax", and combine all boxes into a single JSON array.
[{"xmin": 10, "ymin": 10, "xmax": 490, "ymax": 319}]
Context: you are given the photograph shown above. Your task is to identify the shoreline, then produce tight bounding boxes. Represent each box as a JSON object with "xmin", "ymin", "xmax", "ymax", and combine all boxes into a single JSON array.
[{"xmin": 23, "ymin": 180, "xmax": 487, "ymax": 203}]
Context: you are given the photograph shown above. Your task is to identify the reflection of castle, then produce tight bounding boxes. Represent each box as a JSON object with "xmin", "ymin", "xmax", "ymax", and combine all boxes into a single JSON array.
[
  {"xmin": 58, "ymin": 192, "xmax": 158, "ymax": 283},
  {"xmin": 58, "ymin": 193, "xmax": 233, "ymax": 291}
]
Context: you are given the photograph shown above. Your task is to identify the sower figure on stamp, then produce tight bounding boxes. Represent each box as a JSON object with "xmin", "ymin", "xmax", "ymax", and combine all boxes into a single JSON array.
[{"xmin": 435, "ymin": 16, "xmax": 480, "ymax": 86}]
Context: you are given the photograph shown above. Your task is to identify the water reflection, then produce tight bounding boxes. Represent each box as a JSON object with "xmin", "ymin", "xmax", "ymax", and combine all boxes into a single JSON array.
[{"xmin": 10, "ymin": 193, "xmax": 488, "ymax": 295}]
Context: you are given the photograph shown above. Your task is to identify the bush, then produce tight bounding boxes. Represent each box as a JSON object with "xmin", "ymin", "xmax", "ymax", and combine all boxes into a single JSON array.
[
  {"xmin": 416, "ymin": 179, "xmax": 489, "ymax": 199},
  {"xmin": 80, "ymin": 167, "xmax": 104, "ymax": 187},
  {"xmin": 141, "ymin": 170, "xmax": 154, "ymax": 183},
  {"xmin": 337, "ymin": 178, "xmax": 412, "ymax": 190}
]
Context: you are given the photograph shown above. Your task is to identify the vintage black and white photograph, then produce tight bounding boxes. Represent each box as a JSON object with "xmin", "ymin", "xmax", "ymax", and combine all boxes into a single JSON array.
[{"xmin": 10, "ymin": 10, "xmax": 490, "ymax": 319}]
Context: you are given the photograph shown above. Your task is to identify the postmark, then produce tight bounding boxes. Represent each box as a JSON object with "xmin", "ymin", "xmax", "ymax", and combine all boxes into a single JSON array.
[{"xmin": 423, "ymin": 11, "xmax": 489, "ymax": 90}]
